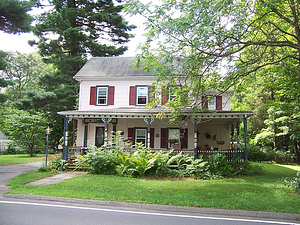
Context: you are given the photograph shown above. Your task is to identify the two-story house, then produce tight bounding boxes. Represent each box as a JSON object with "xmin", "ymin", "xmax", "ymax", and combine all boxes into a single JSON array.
[{"xmin": 58, "ymin": 57, "xmax": 254, "ymax": 160}]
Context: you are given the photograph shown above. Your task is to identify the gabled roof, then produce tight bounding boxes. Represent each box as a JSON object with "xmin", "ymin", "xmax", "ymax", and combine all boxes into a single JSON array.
[
  {"xmin": 0, "ymin": 129, "xmax": 8, "ymax": 140},
  {"xmin": 74, "ymin": 57, "xmax": 155, "ymax": 79}
]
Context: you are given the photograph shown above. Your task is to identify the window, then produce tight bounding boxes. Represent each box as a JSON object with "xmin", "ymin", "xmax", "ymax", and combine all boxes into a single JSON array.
[
  {"xmin": 135, "ymin": 129, "xmax": 147, "ymax": 146},
  {"xmin": 169, "ymin": 86, "xmax": 178, "ymax": 101},
  {"xmin": 208, "ymin": 96, "xmax": 216, "ymax": 110},
  {"xmin": 96, "ymin": 86, "xmax": 108, "ymax": 105},
  {"xmin": 168, "ymin": 128, "xmax": 180, "ymax": 148},
  {"xmin": 136, "ymin": 86, "xmax": 148, "ymax": 105}
]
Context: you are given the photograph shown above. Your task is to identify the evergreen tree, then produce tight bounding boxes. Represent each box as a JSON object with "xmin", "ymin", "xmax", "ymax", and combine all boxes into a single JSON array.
[{"xmin": 31, "ymin": 0, "xmax": 135, "ymax": 110}]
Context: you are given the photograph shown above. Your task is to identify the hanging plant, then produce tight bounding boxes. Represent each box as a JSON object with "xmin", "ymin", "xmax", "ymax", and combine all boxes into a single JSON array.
[{"xmin": 205, "ymin": 132, "xmax": 211, "ymax": 139}]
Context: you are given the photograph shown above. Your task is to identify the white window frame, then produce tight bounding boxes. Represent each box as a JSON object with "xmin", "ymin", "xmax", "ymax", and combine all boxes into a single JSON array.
[
  {"xmin": 135, "ymin": 128, "xmax": 147, "ymax": 146},
  {"xmin": 169, "ymin": 87, "xmax": 177, "ymax": 101},
  {"xmin": 96, "ymin": 86, "xmax": 108, "ymax": 106},
  {"xmin": 136, "ymin": 86, "xmax": 148, "ymax": 105},
  {"xmin": 168, "ymin": 128, "xmax": 180, "ymax": 148},
  {"xmin": 208, "ymin": 96, "xmax": 216, "ymax": 110}
]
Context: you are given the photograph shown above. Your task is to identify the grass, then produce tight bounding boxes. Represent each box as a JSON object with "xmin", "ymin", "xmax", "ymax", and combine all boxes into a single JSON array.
[
  {"xmin": 5, "ymin": 162, "xmax": 300, "ymax": 214},
  {"xmin": 0, "ymin": 154, "xmax": 47, "ymax": 166}
]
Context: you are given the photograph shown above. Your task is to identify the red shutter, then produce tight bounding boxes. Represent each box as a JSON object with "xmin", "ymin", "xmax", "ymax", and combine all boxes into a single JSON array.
[
  {"xmin": 161, "ymin": 86, "xmax": 168, "ymax": 105},
  {"xmin": 90, "ymin": 86, "xmax": 96, "ymax": 105},
  {"xmin": 129, "ymin": 86, "xmax": 135, "ymax": 105},
  {"xmin": 128, "ymin": 128, "xmax": 134, "ymax": 144},
  {"xmin": 202, "ymin": 96, "xmax": 208, "ymax": 109},
  {"xmin": 181, "ymin": 128, "xmax": 188, "ymax": 149},
  {"xmin": 160, "ymin": 128, "xmax": 168, "ymax": 148},
  {"xmin": 148, "ymin": 86, "xmax": 155, "ymax": 103},
  {"xmin": 108, "ymin": 86, "xmax": 115, "ymax": 105},
  {"xmin": 150, "ymin": 128, "xmax": 154, "ymax": 148},
  {"xmin": 216, "ymin": 96, "xmax": 222, "ymax": 110}
]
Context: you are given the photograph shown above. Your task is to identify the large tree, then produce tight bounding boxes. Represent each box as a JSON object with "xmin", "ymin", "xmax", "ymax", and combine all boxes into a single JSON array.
[
  {"xmin": 29, "ymin": 0, "xmax": 135, "ymax": 145},
  {"xmin": 0, "ymin": 0, "xmax": 36, "ymax": 34},
  {"xmin": 125, "ymin": 0, "xmax": 300, "ymax": 113}
]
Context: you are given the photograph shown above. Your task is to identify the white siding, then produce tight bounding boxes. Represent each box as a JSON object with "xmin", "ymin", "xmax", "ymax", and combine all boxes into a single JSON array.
[{"xmin": 78, "ymin": 78, "xmax": 155, "ymax": 111}]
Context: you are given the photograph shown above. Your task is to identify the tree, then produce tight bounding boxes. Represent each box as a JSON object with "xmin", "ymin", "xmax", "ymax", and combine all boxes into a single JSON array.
[
  {"xmin": 0, "ymin": 0, "xmax": 37, "ymax": 100},
  {"xmin": 0, "ymin": 0, "xmax": 36, "ymax": 34},
  {"xmin": 0, "ymin": 52, "xmax": 54, "ymax": 102},
  {"xmin": 125, "ymin": 0, "xmax": 300, "ymax": 114},
  {"xmin": 3, "ymin": 109, "xmax": 49, "ymax": 157}
]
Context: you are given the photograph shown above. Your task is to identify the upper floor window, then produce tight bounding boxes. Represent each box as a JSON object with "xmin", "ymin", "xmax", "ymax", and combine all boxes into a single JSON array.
[
  {"xmin": 136, "ymin": 86, "xmax": 148, "ymax": 105},
  {"xmin": 169, "ymin": 86, "xmax": 178, "ymax": 101},
  {"xmin": 208, "ymin": 96, "xmax": 216, "ymax": 110},
  {"xmin": 89, "ymin": 85, "xmax": 115, "ymax": 106},
  {"xmin": 96, "ymin": 86, "xmax": 109, "ymax": 105},
  {"xmin": 202, "ymin": 95, "xmax": 222, "ymax": 110}
]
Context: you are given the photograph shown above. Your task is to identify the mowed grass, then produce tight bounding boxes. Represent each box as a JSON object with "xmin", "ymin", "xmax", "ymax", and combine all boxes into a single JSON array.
[
  {"xmin": 5, "ymin": 162, "xmax": 300, "ymax": 214},
  {"xmin": 0, "ymin": 154, "xmax": 46, "ymax": 165}
]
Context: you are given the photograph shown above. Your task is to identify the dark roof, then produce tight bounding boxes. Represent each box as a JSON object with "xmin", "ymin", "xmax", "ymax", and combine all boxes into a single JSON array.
[{"xmin": 74, "ymin": 57, "xmax": 155, "ymax": 79}]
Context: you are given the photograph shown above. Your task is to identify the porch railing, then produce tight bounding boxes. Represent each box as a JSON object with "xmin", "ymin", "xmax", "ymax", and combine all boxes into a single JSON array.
[{"xmin": 67, "ymin": 146, "xmax": 245, "ymax": 161}]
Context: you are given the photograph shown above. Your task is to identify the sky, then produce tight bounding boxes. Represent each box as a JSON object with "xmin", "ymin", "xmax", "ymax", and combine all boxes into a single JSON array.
[{"xmin": 0, "ymin": 11, "xmax": 147, "ymax": 57}]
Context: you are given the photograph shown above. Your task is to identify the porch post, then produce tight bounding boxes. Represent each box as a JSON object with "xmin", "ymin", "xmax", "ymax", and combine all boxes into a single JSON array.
[
  {"xmin": 147, "ymin": 118, "xmax": 151, "ymax": 148},
  {"xmin": 104, "ymin": 118, "xmax": 109, "ymax": 146},
  {"xmin": 243, "ymin": 116, "xmax": 248, "ymax": 164},
  {"xmin": 230, "ymin": 125, "xmax": 234, "ymax": 150},
  {"xmin": 83, "ymin": 123, "xmax": 88, "ymax": 148},
  {"xmin": 236, "ymin": 121, "xmax": 240, "ymax": 150},
  {"xmin": 62, "ymin": 117, "xmax": 69, "ymax": 160},
  {"xmin": 193, "ymin": 118, "xmax": 199, "ymax": 160}
]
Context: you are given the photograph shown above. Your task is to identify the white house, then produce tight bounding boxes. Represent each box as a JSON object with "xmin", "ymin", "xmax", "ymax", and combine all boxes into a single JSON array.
[{"xmin": 58, "ymin": 57, "xmax": 254, "ymax": 159}]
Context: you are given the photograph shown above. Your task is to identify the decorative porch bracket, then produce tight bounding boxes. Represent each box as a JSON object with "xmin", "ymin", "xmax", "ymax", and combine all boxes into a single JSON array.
[
  {"xmin": 193, "ymin": 118, "xmax": 201, "ymax": 160},
  {"xmin": 62, "ymin": 117, "xmax": 69, "ymax": 160},
  {"xmin": 144, "ymin": 118, "xmax": 154, "ymax": 148}
]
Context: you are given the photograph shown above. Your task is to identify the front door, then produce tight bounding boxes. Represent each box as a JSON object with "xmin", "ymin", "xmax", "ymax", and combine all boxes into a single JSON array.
[{"xmin": 95, "ymin": 127, "xmax": 104, "ymax": 147}]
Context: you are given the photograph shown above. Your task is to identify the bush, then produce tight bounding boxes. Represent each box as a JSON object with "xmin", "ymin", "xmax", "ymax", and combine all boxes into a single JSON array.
[
  {"xmin": 207, "ymin": 151, "xmax": 246, "ymax": 177},
  {"xmin": 280, "ymin": 171, "xmax": 300, "ymax": 193},
  {"xmin": 74, "ymin": 132, "xmax": 245, "ymax": 179},
  {"xmin": 48, "ymin": 158, "xmax": 70, "ymax": 172}
]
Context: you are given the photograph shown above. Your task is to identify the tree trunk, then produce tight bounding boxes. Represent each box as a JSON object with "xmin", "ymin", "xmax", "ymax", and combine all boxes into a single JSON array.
[{"xmin": 294, "ymin": 140, "xmax": 300, "ymax": 163}]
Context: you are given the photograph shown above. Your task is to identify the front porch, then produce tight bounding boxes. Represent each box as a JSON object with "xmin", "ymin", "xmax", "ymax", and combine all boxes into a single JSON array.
[{"xmin": 58, "ymin": 108, "xmax": 253, "ymax": 161}]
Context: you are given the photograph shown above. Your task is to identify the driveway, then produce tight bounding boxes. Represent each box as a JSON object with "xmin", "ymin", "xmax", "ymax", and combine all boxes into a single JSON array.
[{"xmin": 0, "ymin": 162, "xmax": 42, "ymax": 194}]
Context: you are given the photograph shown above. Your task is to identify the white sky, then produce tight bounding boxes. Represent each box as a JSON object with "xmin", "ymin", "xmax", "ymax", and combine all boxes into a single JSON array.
[{"xmin": 0, "ymin": 13, "xmax": 147, "ymax": 57}]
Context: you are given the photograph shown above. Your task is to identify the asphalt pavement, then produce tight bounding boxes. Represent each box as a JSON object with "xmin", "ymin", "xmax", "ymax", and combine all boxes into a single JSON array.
[{"xmin": 0, "ymin": 162, "xmax": 300, "ymax": 223}]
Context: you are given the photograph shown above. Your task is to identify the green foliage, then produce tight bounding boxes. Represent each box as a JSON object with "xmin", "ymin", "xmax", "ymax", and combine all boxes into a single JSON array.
[
  {"xmin": 0, "ymin": 0, "xmax": 36, "ymax": 34},
  {"xmin": 2, "ymin": 109, "xmax": 49, "ymax": 157},
  {"xmin": 76, "ymin": 134, "xmax": 245, "ymax": 178},
  {"xmin": 48, "ymin": 157, "xmax": 70, "ymax": 172},
  {"xmin": 280, "ymin": 171, "xmax": 300, "ymax": 193},
  {"xmin": 207, "ymin": 151, "xmax": 246, "ymax": 177}
]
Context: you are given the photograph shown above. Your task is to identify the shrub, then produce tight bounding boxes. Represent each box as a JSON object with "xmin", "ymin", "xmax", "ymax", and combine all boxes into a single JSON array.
[
  {"xmin": 207, "ymin": 151, "xmax": 245, "ymax": 177},
  {"xmin": 48, "ymin": 157, "xmax": 70, "ymax": 172},
  {"xmin": 280, "ymin": 171, "xmax": 300, "ymax": 193}
]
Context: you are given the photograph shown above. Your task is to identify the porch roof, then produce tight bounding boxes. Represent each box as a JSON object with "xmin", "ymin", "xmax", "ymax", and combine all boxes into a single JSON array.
[{"xmin": 58, "ymin": 108, "xmax": 254, "ymax": 125}]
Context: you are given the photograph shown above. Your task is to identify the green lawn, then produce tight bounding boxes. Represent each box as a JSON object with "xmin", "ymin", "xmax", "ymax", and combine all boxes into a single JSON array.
[
  {"xmin": 0, "ymin": 154, "xmax": 46, "ymax": 165},
  {"xmin": 5, "ymin": 162, "xmax": 300, "ymax": 214}
]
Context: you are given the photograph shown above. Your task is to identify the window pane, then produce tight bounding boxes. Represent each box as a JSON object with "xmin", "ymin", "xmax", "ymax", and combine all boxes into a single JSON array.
[
  {"xmin": 98, "ymin": 88, "xmax": 107, "ymax": 96},
  {"xmin": 208, "ymin": 97, "xmax": 215, "ymax": 110},
  {"xmin": 136, "ymin": 129, "xmax": 146, "ymax": 138},
  {"xmin": 138, "ymin": 97, "xmax": 147, "ymax": 104},
  {"xmin": 138, "ymin": 87, "xmax": 147, "ymax": 96},
  {"xmin": 169, "ymin": 129, "xmax": 180, "ymax": 140},
  {"xmin": 98, "ymin": 97, "xmax": 106, "ymax": 105}
]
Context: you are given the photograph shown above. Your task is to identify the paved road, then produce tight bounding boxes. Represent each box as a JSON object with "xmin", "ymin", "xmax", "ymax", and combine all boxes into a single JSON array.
[
  {"xmin": 1, "ymin": 200, "xmax": 298, "ymax": 225},
  {"xmin": 0, "ymin": 162, "xmax": 300, "ymax": 225},
  {"xmin": 0, "ymin": 162, "xmax": 42, "ymax": 194}
]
